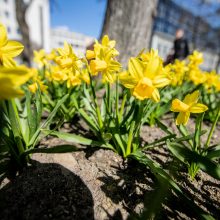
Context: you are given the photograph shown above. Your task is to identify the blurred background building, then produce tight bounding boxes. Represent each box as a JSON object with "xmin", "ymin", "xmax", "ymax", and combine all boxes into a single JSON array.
[
  {"xmin": 50, "ymin": 26, "xmax": 94, "ymax": 56},
  {"xmin": 0, "ymin": 0, "xmax": 50, "ymax": 51},
  {"xmin": 151, "ymin": 0, "xmax": 219, "ymax": 71},
  {"xmin": 0, "ymin": 0, "xmax": 93, "ymax": 55}
]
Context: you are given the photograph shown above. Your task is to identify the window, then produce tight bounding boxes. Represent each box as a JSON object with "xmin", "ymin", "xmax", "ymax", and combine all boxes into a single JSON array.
[
  {"xmin": 4, "ymin": 11, "xmax": 9, "ymax": 18},
  {"xmin": 17, "ymin": 28, "xmax": 21, "ymax": 34}
]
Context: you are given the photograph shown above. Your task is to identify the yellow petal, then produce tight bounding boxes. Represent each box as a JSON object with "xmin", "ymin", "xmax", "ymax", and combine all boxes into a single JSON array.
[
  {"xmin": 1, "ymin": 41, "xmax": 24, "ymax": 57},
  {"xmin": 128, "ymin": 57, "xmax": 144, "ymax": 79},
  {"xmin": 176, "ymin": 112, "xmax": 190, "ymax": 125},
  {"xmin": 183, "ymin": 90, "xmax": 199, "ymax": 106},
  {"xmin": 153, "ymin": 75, "xmax": 170, "ymax": 88},
  {"xmin": 144, "ymin": 56, "xmax": 160, "ymax": 78},
  {"xmin": 151, "ymin": 88, "xmax": 160, "ymax": 102},
  {"xmin": 102, "ymin": 35, "xmax": 109, "ymax": 46},
  {"xmin": 28, "ymin": 83, "xmax": 38, "ymax": 93},
  {"xmin": 0, "ymin": 79, "xmax": 24, "ymax": 99},
  {"xmin": 0, "ymin": 23, "xmax": 8, "ymax": 47},
  {"xmin": 0, "ymin": 66, "xmax": 31, "ymax": 86},
  {"xmin": 86, "ymin": 50, "xmax": 95, "ymax": 60},
  {"xmin": 2, "ymin": 57, "xmax": 17, "ymax": 67},
  {"xmin": 171, "ymin": 99, "xmax": 189, "ymax": 112},
  {"xmin": 56, "ymin": 57, "xmax": 73, "ymax": 68},
  {"xmin": 0, "ymin": 66, "xmax": 31, "ymax": 99},
  {"xmin": 119, "ymin": 71, "xmax": 137, "ymax": 89},
  {"xmin": 190, "ymin": 103, "xmax": 208, "ymax": 113}
]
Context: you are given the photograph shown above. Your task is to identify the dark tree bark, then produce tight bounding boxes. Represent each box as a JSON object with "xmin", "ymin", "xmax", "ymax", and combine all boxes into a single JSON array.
[
  {"xmin": 101, "ymin": 0, "xmax": 158, "ymax": 65},
  {"xmin": 15, "ymin": 0, "xmax": 33, "ymax": 66}
]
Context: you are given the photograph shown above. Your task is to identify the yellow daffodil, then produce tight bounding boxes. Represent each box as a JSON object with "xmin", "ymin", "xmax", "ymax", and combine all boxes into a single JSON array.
[
  {"xmin": 169, "ymin": 60, "xmax": 188, "ymax": 86},
  {"xmin": 188, "ymin": 69, "xmax": 206, "ymax": 85},
  {"xmin": 0, "ymin": 66, "xmax": 32, "ymax": 99},
  {"xmin": 188, "ymin": 51, "xmax": 203, "ymax": 66},
  {"xmin": 87, "ymin": 36, "xmax": 121, "ymax": 83},
  {"xmin": 67, "ymin": 72, "xmax": 81, "ymax": 88},
  {"xmin": 28, "ymin": 79, "xmax": 47, "ymax": 93},
  {"xmin": 171, "ymin": 90, "xmax": 208, "ymax": 125},
  {"xmin": 203, "ymin": 71, "xmax": 219, "ymax": 92},
  {"xmin": 80, "ymin": 68, "xmax": 90, "ymax": 84},
  {"xmin": 50, "ymin": 66, "xmax": 68, "ymax": 82},
  {"xmin": 55, "ymin": 42, "xmax": 79, "ymax": 69},
  {"xmin": 119, "ymin": 50, "xmax": 170, "ymax": 102},
  {"xmin": 46, "ymin": 49, "xmax": 57, "ymax": 61},
  {"xmin": 86, "ymin": 50, "xmax": 95, "ymax": 60},
  {"xmin": 87, "ymin": 35, "xmax": 119, "ymax": 60},
  {"xmin": 0, "ymin": 23, "xmax": 24, "ymax": 67},
  {"xmin": 34, "ymin": 49, "xmax": 48, "ymax": 67}
]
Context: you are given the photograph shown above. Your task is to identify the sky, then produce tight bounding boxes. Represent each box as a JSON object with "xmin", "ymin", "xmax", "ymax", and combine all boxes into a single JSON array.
[{"xmin": 50, "ymin": 0, "xmax": 107, "ymax": 38}]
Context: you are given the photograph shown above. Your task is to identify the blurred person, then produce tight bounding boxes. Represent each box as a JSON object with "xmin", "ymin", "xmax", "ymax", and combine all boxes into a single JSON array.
[{"xmin": 173, "ymin": 29, "xmax": 189, "ymax": 60}]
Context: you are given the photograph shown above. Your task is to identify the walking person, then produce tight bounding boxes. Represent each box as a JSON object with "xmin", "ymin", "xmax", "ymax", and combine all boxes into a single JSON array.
[{"xmin": 173, "ymin": 29, "xmax": 189, "ymax": 60}]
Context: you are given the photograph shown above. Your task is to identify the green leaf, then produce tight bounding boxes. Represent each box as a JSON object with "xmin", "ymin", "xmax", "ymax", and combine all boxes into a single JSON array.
[
  {"xmin": 78, "ymin": 109, "xmax": 99, "ymax": 133},
  {"xmin": 175, "ymin": 130, "xmax": 206, "ymax": 143},
  {"xmin": 42, "ymin": 130, "xmax": 114, "ymax": 150},
  {"xmin": 22, "ymin": 145, "xmax": 81, "ymax": 156},
  {"xmin": 25, "ymin": 90, "xmax": 37, "ymax": 138},
  {"xmin": 207, "ymin": 145, "xmax": 220, "ymax": 159},
  {"xmin": 167, "ymin": 141, "xmax": 189, "ymax": 164},
  {"xmin": 8, "ymin": 100, "xmax": 22, "ymax": 138},
  {"xmin": 28, "ymin": 94, "xmax": 69, "ymax": 148},
  {"xmin": 143, "ymin": 134, "xmax": 176, "ymax": 149},
  {"xmin": 167, "ymin": 141, "xmax": 220, "ymax": 180},
  {"xmin": 0, "ymin": 159, "xmax": 10, "ymax": 175},
  {"xmin": 155, "ymin": 118, "xmax": 173, "ymax": 135},
  {"xmin": 35, "ymin": 88, "xmax": 43, "ymax": 126},
  {"xmin": 193, "ymin": 113, "xmax": 204, "ymax": 151}
]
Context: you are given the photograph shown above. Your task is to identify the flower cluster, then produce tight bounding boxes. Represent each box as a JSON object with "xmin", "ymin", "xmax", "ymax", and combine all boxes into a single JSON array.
[{"xmin": 168, "ymin": 51, "xmax": 220, "ymax": 93}]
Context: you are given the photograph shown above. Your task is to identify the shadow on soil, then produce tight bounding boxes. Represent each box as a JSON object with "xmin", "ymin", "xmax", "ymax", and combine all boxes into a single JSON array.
[
  {"xmin": 0, "ymin": 160, "xmax": 94, "ymax": 220},
  {"xmin": 98, "ymin": 158, "xmax": 220, "ymax": 219}
]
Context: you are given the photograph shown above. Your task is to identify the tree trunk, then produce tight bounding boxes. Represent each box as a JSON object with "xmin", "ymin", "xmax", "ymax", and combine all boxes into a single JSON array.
[
  {"xmin": 15, "ymin": 0, "xmax": 33, "ymax": 66},
  {"xmin": 215, "ymin": 54, "xmax": 220, "ymax": 72},
  {"xmin": 101, "ymin": 0, "xmax": 158, "ymax": 65}
]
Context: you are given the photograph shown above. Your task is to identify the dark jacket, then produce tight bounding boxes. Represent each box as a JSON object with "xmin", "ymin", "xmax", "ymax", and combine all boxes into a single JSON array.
[{"xmin": 174, "ymin": 38, "xmax": 189, "ymax": 60}]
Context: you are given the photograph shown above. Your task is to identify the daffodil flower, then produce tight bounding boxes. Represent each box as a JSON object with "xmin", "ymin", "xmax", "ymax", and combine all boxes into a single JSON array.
[
  {"xmin": 28, "ymin": 79, "xmax": 48, "ymax": 93},
  {"xmin": 171, "ymin": 90, "xmax": 208, "ymax": 125},
  {"xmin": 0, "ymin": 24, "xmax": 24, "ymax": 67},
  {"xmin": 119, "ymin": 50, "xmax": 170, "ymax": 102},
  {"xmin": 87, "ymin": 36, "xmax": 121, "ymax": 83},
  {"xmin": 50, "ymin": 66, "xmax": 68, "ymax": 81},
  {"xmin": 33, "ymin": 49, "xmax": 48, "ymax": 67},
  {"xmin": 55, "ymin": 42, "xmax": 79, "ymax": 69},
  {"xmin": 188, "ymin": 51, "xmax": 204, "ymax": 66},
  {"xmin": 0, "ymin": 66, "xmax": 32, "ymax": 99}
]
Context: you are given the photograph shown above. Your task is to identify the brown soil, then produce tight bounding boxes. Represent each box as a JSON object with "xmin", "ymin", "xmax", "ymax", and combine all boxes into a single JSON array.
[{"xmin": 0, "ymin": 118, "xmax": 220, "ymax": 220}]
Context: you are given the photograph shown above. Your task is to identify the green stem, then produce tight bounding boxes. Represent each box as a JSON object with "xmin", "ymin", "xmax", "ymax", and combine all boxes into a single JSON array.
[
  {"xmin": 88, "ymin": 73, "xmax": 103, "ymax": 131},
  {"xmin": 119, "ymin": 93, "xmax": 127, "ymax": 123},
  {"xmin": 205, "ymin": 105, "xmax": 220, "ymax": 148},
  {"xmin": 115, "ymin": 77, "xmax": 119, "ymax": 125},
  {"xmin": 107, "ymin": 82, "xmax": 111, "ymax": 112},
  {"xmin": 126, "ymin": 121, "xmax": 135, "ymax": 157}
]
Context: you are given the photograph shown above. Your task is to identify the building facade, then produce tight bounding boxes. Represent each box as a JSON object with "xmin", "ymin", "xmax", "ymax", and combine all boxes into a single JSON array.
[
  {"xmin": 50, "ymin": 26, "xmax": 94, "ymax": 56},
  {"xmin": 151, "ymin": 0, "xmax": 219, "ymax": 71},
  {"xmin": 0, "ymin": 0, "xmax": 50, "ymax": 51}
]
